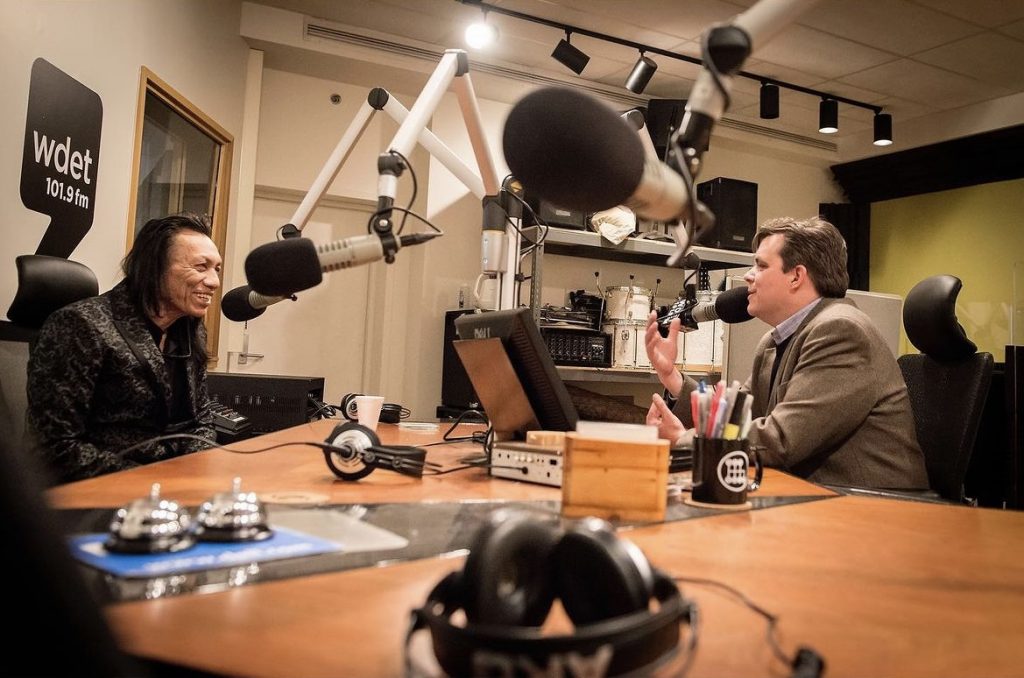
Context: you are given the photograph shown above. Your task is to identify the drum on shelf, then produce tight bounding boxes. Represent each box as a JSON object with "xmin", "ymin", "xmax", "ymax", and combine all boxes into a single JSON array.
[
  {"xmin": 603, "ymin": 320, "xmax": 650, "ymax": 369},
  {"xmin": 604, "ymin": 286, "xmax": 653, "ymax": 321}
]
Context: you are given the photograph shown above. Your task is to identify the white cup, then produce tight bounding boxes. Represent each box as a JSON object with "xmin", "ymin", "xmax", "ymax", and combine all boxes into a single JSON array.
[{"xmin": 354, "ymin": 395, "xmax": 385, "ymax": 431}]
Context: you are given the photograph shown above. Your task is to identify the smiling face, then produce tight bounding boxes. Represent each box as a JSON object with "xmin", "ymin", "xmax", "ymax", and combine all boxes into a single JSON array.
[
  {"xmin": 154, "ymin": 230, "xmax": 222, "ymax": 330},
  {"xmin": 743, "ymin": 233, "xmax": 799, "ymax": 327}
]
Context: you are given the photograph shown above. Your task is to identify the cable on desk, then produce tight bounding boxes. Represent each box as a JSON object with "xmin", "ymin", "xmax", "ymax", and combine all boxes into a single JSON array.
[
  {"xmin": 307, "ymin": 395, "xmax": 337, "ymax": 420},
  {"xmin": 672, "ymin": 575, "xmax": 824, "ymax": 678}
]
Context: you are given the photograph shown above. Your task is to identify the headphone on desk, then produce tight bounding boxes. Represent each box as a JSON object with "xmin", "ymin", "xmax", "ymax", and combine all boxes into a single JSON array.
[
  {"xmin": 340, "ymin": 393, "xmax": 410, "ymax": 425},
  {"xmin": 405, "ymin": 510, "xmax": 694, "ymax": 676},
  {"xmin": 322, "ymin": 422, "xmax": 440, "ymax": 481}
]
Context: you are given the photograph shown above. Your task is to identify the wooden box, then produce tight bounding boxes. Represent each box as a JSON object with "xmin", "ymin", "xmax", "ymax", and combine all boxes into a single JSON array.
[{"xmin": 561, "ymin": 433, "xmax": 669, "ymax": 522}]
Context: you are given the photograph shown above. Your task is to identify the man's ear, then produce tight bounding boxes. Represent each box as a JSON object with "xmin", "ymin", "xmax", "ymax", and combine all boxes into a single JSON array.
[{"xmin": 790, "ymin": 264, "xmax": 808, "ymax": 287}]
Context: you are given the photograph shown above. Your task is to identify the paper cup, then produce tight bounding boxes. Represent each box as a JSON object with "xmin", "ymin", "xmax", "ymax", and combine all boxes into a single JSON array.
[{"xmin": 354, "ymin": 395, "xmax": 385, "ymax": 431}]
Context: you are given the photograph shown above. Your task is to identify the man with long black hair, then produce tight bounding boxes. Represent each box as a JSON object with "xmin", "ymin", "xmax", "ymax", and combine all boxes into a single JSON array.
[{"xmin": 28, "ymin": 213, "xmax": 222, "ymax": 483}]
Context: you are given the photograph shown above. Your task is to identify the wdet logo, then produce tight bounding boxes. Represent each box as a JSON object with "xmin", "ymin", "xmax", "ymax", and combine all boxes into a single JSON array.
[{"xmin": 20, "ymin": 58, "xmax": 103, "ymax": 259}]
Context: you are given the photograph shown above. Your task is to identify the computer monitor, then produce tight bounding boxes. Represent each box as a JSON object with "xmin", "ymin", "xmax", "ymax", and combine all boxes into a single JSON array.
[{"xmin": 453, "ymin": 308, "xmax": 578, "ymax": 437}]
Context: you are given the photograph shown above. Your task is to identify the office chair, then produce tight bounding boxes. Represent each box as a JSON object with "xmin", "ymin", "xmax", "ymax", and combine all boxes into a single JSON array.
[
  {"xmin": 6, "ymin": 254, "xmax": 98, "ymax": 330},
  {"xmin": 899, "ymin": 275, "xmax": 994, "ymax": 504},
  {"xmin": 3, "ymin": 254, "xmax": 99, "ymax": 443}
]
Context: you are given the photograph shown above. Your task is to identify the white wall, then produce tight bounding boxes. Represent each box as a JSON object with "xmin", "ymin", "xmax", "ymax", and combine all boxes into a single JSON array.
[{"xmin": 0, "ymin": 1, "xmax": 250, "ymax": 314}]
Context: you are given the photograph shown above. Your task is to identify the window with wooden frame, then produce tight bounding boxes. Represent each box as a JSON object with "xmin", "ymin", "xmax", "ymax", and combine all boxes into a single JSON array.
[{"xmin": 126, "ymin": 67, "xmax": 232, "ymax": 366}]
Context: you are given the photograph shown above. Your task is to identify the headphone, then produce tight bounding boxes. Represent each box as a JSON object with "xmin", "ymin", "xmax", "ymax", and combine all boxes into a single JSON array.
[
  {"xmin": 322, "ymin": 422, "xmax": 440, "ymax": 481},
  {"xmin": 406, "ymin": 510, "xmax": 694, "ymax": 676},
  {"xmin": 340, "ymin": 393, "xmax": 410, "ymax": 425}
]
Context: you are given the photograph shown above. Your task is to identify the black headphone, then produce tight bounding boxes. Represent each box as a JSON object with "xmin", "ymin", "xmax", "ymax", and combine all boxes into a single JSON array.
[
  {"xmin": 322, "ymin": 422, "xmax": 440, "ymax": 481},
  {"xmin": 406, "ymin": 510, "xmax": 694, "ymax": 676},
  {"xmin": 340, "ymin": 393, "xmax": 410, "ymax": 425}
]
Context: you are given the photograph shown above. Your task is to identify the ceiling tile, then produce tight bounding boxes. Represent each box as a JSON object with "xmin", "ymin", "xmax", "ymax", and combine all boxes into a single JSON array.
[
  {"xmin": 913, "ymin": 32, "xmax": 1024, "ymax": 89},
  {"xmin": 751, "ymin": 24, "xmax": 896, "ymax": 81},
  {"xmin": 838, "ymin": 58, "xmax": 1012, "ymax": 109},
  {"xmin": 795, "ymin": 0, "xmax": 982, "ymax": 55},
  {"xmin": 1000, "ymin": 18, "xmax": 1024, "ymax": 40},
  {"xmin": 912, "ymin": 0, "xmax": 1024, "ymax": 28}
]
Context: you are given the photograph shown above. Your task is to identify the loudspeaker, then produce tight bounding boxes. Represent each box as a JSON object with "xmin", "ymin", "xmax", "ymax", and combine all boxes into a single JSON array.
[
  {"xmin": 441, "ymin": 309, "xmax": 481, "ymax": 412},
  {"xmin": 696, "ymin": 177, "xmax": 758, "ymax": 252},
  {"xmin": 644, "ymin": 99, "xmax": 687, "ymax": 161},
  {"xmin": 407, "ymin": 510, "xmax": 692, "ymax": 676}
]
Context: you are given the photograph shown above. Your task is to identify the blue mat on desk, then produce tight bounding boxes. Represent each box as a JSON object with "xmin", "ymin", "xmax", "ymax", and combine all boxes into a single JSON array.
[{"xmin": 69, "ymin": 527, "xmax": 343, "ymax": 578}]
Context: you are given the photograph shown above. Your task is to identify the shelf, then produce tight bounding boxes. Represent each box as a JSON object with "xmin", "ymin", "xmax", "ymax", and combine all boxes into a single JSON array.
[
  {"xmin": 525, "ymin": 227, "xmax": 753, "ymax": 270},
  {"xmin": 557, "ymin": 366, "xmax": 721, "ymax": 384}
]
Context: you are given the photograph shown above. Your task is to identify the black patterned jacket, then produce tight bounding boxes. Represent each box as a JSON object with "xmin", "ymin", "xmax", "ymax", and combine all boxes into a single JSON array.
[{"xmin": 27, "ymin": 280, "xmax": 215, "ymax": 483}]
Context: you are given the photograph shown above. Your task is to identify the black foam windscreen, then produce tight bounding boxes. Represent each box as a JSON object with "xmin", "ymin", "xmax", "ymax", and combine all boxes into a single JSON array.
[
  {"xmin": 221, "ymin": 285, "xmax": 265, "ymax": 322},
  {"xmin": 716, "ymin": 286, "xmax": 754, "ymax": 323},
  {"xmin": 245, "ymin": 238, "xmax": 323, "ymax": 296},
  {"xmin": 503, "ymin": 87, "xmax": 645, "ymax": 213}
]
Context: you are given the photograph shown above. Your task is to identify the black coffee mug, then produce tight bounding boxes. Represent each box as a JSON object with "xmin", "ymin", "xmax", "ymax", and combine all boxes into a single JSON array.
[{"xmin": 691, "ymin": 438, "xmax": 763, "ymax": 505}]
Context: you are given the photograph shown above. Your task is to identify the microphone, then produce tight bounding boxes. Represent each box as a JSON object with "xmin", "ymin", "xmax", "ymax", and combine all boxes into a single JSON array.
[
  {"xmin": 504, "ymin": 87, "xmax": 692, "ymax": 222},
  {"xmin": 221, "ymin": 285, "xmax": 291, "ymax": 322},
  {"xmin": 244, "ymin": 232, "xmax": 440, "ymax": 296},
  {"xmin": 659, "ymin": 286, "xmax": 752, "ymax": 331}
]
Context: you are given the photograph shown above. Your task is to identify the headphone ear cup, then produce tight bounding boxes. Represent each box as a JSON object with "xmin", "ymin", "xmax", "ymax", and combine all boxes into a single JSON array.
[
  {"xmin": 462, "ymin": 512, "xmax": 561, "ymax": 627},
  {"xmin": 553, "ymin": 517, "xmax": 654, "ymax": 625}
]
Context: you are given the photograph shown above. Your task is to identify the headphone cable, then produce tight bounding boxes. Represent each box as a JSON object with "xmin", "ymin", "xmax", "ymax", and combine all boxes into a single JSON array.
[{"xmin": 672, "ymin": 575, "xmax": 824, "ymax": 677}]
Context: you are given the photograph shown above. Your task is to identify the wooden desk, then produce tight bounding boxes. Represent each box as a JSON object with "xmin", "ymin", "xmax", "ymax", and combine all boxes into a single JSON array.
[{"xmin": 50, "ymin": 421, "xmax": 1024, "ymax": 678}]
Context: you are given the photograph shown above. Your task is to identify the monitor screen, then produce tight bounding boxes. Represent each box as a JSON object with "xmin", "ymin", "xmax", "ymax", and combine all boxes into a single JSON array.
[{"xmin": 454, "ymin": 308, "xmax": 578, "ymax": 435}]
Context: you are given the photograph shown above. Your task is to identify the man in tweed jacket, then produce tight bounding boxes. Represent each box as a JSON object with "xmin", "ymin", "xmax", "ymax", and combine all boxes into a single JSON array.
[
  {"xmin": 645, "ymin": 217, "xmax": 928, "ymax": 490},
  {"xmin": 28, "ymin": 214, "xmax": 221, "ymax": 484}
]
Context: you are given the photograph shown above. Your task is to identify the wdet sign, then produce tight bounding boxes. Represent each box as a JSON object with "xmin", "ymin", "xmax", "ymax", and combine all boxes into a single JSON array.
[{"xmin": 20, "ymin": 58, "xmax": 103, "ymax": 259}]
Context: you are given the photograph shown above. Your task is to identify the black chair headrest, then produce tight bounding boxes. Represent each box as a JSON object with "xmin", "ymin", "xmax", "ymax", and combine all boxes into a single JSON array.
[
  {"xmin": 7, "ymin": 255, "xmax": 99, "ymax": 329},
  {"xmin": 902, "ymin": 274, "xmax": 976, "ymax": 362}
]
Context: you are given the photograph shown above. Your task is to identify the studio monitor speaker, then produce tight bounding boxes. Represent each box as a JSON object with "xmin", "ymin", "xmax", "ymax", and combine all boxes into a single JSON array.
[{"xmin": 696, "ymin": 177, "xmax": 758, "ymax": 252}]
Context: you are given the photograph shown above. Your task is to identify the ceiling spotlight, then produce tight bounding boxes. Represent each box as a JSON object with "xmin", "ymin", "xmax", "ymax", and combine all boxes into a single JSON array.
[
  {"xmin": 819, "ymin": 98, "xmax": 838, "ymax": 134},
  {"xmin": 759, "ymin": 82, "xmax": 779, "ymax": 119},
  {"xmin": 551, "ymin": 31, "xmax": 590, "ymax": 75},
  {"xmin": 625, "ymin": 53, "xmax": 658, "ymax": 94},
  {"xmin": 465, "ymin": 16, "xmax": 498, "ymax": 49},
  {"xmin": 873, "ymin": 112, "xmax": 893, "ymax": 146}
]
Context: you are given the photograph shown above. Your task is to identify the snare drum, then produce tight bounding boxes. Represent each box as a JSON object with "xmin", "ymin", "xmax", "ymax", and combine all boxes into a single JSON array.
[
  {"xmin": 605, "ymin": 286, "xmax": 653, "ymax": 321},
  {"xmin": 603, "ymin": 320, "xmax": 650, "ymax": 369}
]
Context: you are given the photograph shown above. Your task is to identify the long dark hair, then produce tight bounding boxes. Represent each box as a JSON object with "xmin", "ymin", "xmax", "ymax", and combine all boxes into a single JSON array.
[{"xmin": 121, "ymin": 213, "xmax": 213, "ymax": 363}]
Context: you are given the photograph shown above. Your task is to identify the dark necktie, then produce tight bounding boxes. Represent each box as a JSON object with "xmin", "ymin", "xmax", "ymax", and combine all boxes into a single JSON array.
[{"xmin": 768, "ymin": 336, "xmax": 791, "ymax": 401}]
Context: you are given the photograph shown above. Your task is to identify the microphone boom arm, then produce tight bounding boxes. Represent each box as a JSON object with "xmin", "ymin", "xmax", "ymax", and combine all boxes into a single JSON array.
[
  {"xmin": 667, "ymin": 0, "xmax": 822, "ymax": 265},
  {"xmin": 279, "ymin": 49, "xmax": 511, "ymax": 307}
]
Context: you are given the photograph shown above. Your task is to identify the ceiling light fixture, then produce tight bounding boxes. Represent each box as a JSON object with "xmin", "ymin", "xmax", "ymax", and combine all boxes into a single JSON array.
[
  {"xmin": 456, "ymin": 0, "xmax": 891, "ymax": 147},
  {"xmin": 464, "ymin": 12, "xmax": 498, "ymax": 49},
  {"xmin": 819, "ymin": 98, "xmax": 838, "ymax": 134},
  {"xmin": 625, "ymin": 52, "xmax": 658, "ymax": 94},
  {"xmin": 551, "ymin": 31, "xmax": 590, "ymax": 75},
  {"xmin": 759, "ymin": 82, "xmax": 779, "ymax": 119},
  {"xmin": 873, "ymin": 112, "xmax": 893, "ymax": 146}
]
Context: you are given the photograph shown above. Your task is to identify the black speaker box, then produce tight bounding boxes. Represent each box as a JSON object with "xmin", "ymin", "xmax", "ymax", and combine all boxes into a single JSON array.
[
  {"xmin": 523, "ymin": 193, "xmax": 589, "ymax": 230},
  {"xmin": 696, "ymin": 177, "xmax": 758, "ymax": 252},
  {"xmin": 644, "ymin": 99, "xmax": 687, "ymax": 162},
  {"xmin": 440, "ymin": 309, "xmax": 481, "ymax": 411}
]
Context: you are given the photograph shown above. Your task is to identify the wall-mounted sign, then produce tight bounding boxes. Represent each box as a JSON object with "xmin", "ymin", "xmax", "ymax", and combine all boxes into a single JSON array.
[{"xmin": 20, "ymin": 58, "xmax": 103, "ymax": 258}]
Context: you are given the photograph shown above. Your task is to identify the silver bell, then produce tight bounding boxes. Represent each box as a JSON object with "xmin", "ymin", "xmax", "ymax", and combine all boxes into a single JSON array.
[
  {"xmin": 195, "ymin": 477, "xmax": 273, "ymax": 542},
  {"xmin": 105, "ymin": 483, "xmax": 195, "ymax": 554}
]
